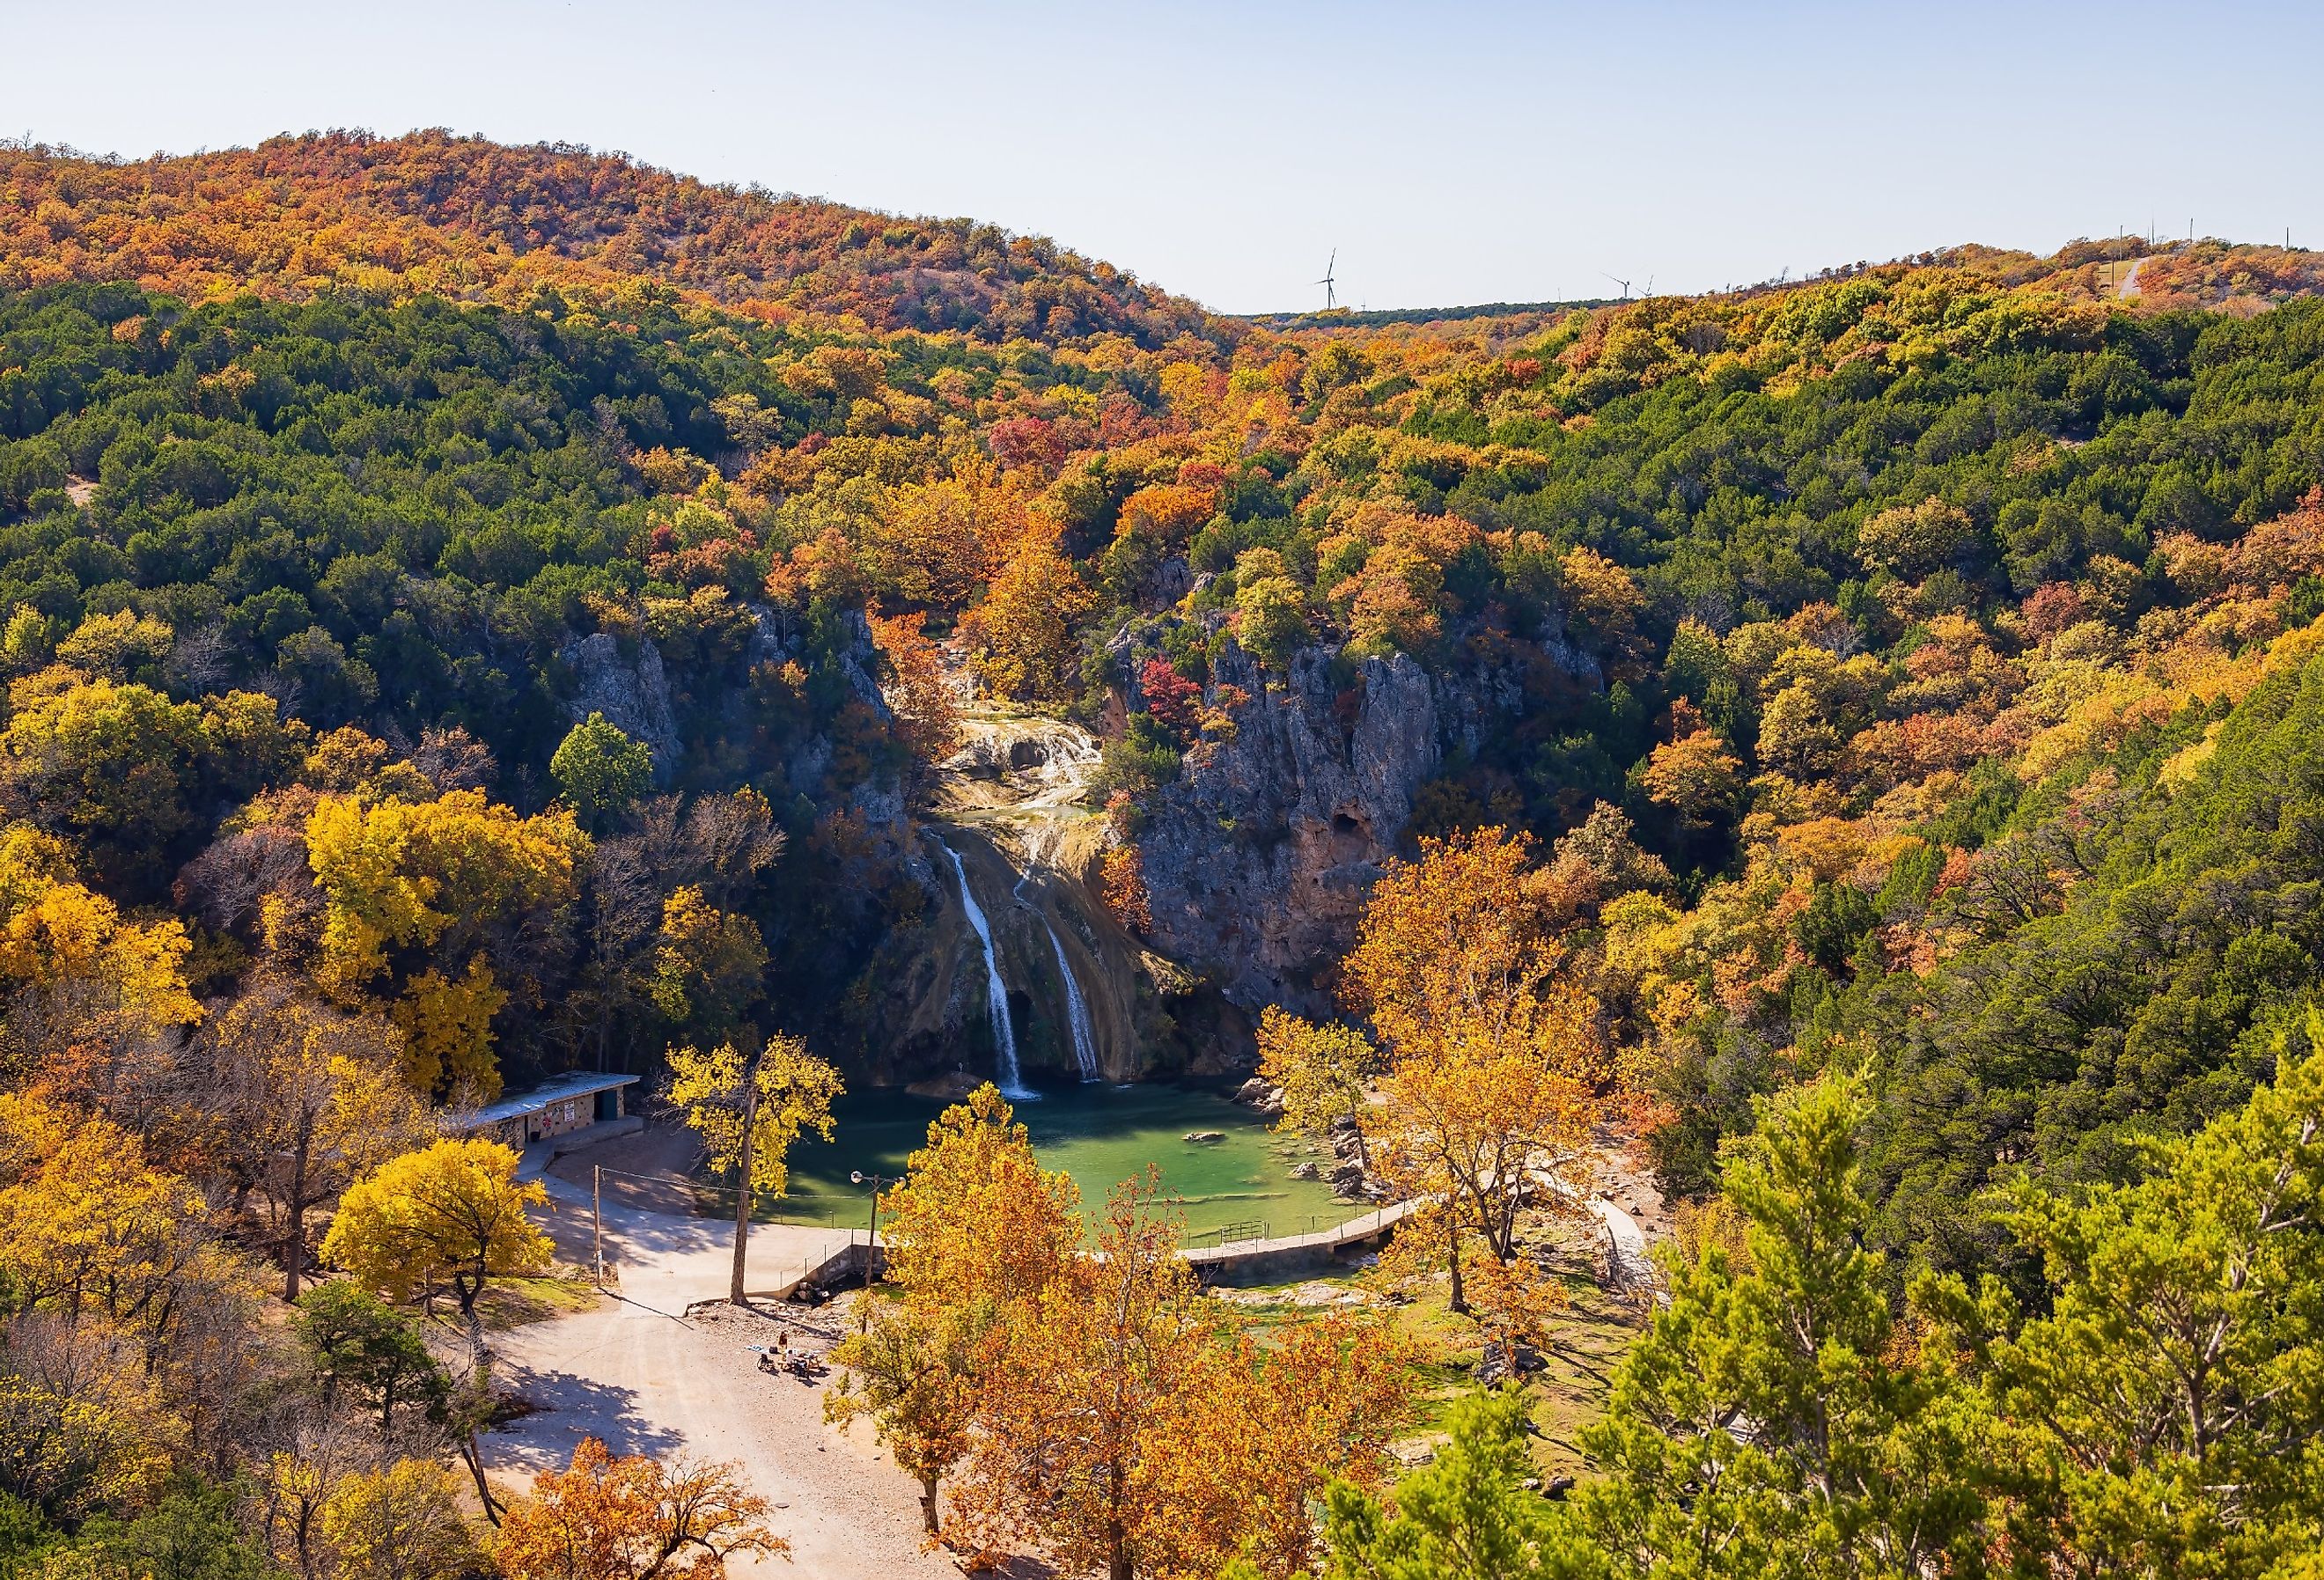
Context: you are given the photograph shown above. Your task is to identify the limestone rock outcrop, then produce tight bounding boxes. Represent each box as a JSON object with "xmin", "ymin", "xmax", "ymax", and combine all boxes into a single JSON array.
[
  {"xmin": 557, "ymin": 632, "xmax": 682, "ymax": 782},
  {"xmin": 1135, "ymin": 635, "xmax": 1597, "ymax": 1015}
]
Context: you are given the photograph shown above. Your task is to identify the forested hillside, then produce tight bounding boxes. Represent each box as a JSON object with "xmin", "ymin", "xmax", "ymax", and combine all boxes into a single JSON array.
[
  {"xmin": 3, "ymin": 131, "xmax": 2324, "ymax": 1576},
  {"xmin": 0, "ymin": 131, "xmax": 1221, "ymax": 343},
  {"xmin": 0, "ymin": 132, "xmax": 2320, "ymax": 1179}
]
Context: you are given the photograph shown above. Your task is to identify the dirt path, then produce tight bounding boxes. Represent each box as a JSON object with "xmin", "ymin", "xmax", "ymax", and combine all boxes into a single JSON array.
[
  {"xmin": 487, "ymin": 1133, "xmax": 960, "ymax": 1578},
  {"xmin": 533, "ymin": 1124, "xmax": 857, "ymax": 1311},
  {"xmin": 488, "ymin": 1295, "xmax": 960, "ymax": 1579}
]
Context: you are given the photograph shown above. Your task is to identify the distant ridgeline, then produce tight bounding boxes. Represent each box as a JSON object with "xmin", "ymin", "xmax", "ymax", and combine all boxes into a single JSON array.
[
  {"xmin": 0, "ymin": 136, "xmax": 2321, "ymax": 1260},
  {"xmin": 1239, "ymin": 299, "xmax": 1618, "ymax": 331}
]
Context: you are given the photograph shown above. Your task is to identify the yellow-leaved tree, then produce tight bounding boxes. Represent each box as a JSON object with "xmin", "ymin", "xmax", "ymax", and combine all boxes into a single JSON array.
[
  {"xmin": 827, "ymin": 1084, "xmax": 1079, "ymax": 1533},
  {"xmin": 1267, "ymin": 827, "xmax": 1614, "ymax": 1332},
  {"xmin": 321, "ymin": 1136, "xmax": 553, "ymax": 1522},
  {"xmin": 0, "ymin": 823, "xmax": 200, "ymax": 1078},
  {"xmin": 0, "ymin": 1092, "xmax": 205, "ymax": 1333},
  {"xmin": 195, "ymin": 976, "xmax": 427, "ymax": 1299},
  {"xmin": 305, "ymin": 789, "xmax": 590, "ymax": 1099},
  {"xmin": 648, "ymin": 885, "xmax": 768, "ymax": 1045},
  {"xmin": 320, "ymin": 1138, "xmax": 551, "ymax": 1354},
  {"xmin": 316, "ymin": 1457, "xmax": 480, "ymax": 1580},
  {"xmin": 1255, "ymin": 1007, "xmax": 1384, "ymax": 1174},
  {"xmin": 666, "ymin": 1035, "xmax": 842, "ymax": 1304},
  {"xmin": 0, "ymin": 1094, "xmax": 205, "ymax": 1521},
  {"xmin": 859, "ymin": 459, "xmax": 1030, "ymax": 609}
]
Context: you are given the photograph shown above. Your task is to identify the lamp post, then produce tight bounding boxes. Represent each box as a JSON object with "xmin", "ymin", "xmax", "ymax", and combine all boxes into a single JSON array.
[{"xmin": 849, "ymin": 1170, "xmax": 896, "ymax": 1247}]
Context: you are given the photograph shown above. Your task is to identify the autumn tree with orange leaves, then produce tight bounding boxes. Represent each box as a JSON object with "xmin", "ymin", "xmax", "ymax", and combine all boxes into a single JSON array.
[
  {"xmin": 827, "ymin": 1084, "xmax": 1078, "ymax": 1535},
  {"xmin": 942, "ymin": 1172, "xmax": 1201, "ymax": 1579},
  {"xmin": 1266, "ymin": 828, "xmax": 1614, "ymax": 1326},
  {"xmin": 1132, "ymin": 1313, "xmax": 1412, "ymax": 1580},
  {"xmin": 828, "ymin": 1091, "xmax": 1410, "ymax": 1578},
  {"xmin": 1640, "ymin": 722, "xmax": 1744, "ymax": 827},
  {"xmin": 867, "ymin": 610, "xmax": 962, "ymax": 768},
  {"xmin": 492, "ymin": 1437, "xmax": 782, "ymax": 1580},
  {"xmin": 960, "ymin": 525, "xmax": 1093, "ymax": 702},
  {"xmin": 942, "ymin": 1171, "xmax": 1410, "ymax": 1580}
]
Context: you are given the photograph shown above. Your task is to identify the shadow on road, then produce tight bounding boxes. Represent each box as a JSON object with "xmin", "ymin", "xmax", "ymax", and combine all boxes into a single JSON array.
[{"xmin": 491, "ymin": 1363, "xmax": 686, "ymax": 1471}]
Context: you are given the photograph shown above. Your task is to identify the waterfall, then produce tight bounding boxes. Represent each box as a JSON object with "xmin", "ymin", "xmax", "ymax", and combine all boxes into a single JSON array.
[
  {"xmin": 1013, "ymin": 869, "xmax": 1100, "ymax": 1083},
  {"xmin": 1043, "ymin": 919, "xmax": 1101, "ymax": 1082},
  {"xmin": 943, "ymin": 843, "xmax": 1036, "ymax": 1099}
]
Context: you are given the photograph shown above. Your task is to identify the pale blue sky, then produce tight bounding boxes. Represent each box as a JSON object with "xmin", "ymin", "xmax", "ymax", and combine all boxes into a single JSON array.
[{"xmin": 4, "ymin": 1, "xmax": 2317, "ymax": 312}]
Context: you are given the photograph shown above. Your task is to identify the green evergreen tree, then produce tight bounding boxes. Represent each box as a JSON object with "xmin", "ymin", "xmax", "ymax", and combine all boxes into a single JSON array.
[
  {"xmin": 1307, "ymin": 1392, "xmax": 1610, "ymax": 1580},
  {"xmin": 1577, "ymin": 1074, "xmax": 1997, "ymax": 1579},
  {"xmin": 549, "ymin": 712, "xmax": 653, "ymax": 828},
  {"xmin": 1924, "ymin": 1010, "xmax": 2324, "ymax": 1580}
]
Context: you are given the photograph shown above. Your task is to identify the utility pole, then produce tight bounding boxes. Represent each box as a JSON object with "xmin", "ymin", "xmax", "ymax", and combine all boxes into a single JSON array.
[
  {"xmin": 849, "ymin": 1170, "xmax": 896, "ymax": 1333},
  {"xmin": 592, "ymin": 1165, "xmax": 604, "ymax": 1288},
  {"xmin": 849, "ymin": 1169, "xmax": 896, "ymax": 1252}
]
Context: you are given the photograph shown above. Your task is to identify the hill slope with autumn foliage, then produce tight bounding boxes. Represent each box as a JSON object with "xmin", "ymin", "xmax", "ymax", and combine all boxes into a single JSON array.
[
  {"xmin": 0, "ymin": 130, "xmax": 1224, "ymax": 345},
  {"xmin": 2, "ymin": 131, "xmax": 2324, "ymax": 1576},
  {"xmin": 0, "ymin": 135, "xmax": 2321, "ymax": 1117}
]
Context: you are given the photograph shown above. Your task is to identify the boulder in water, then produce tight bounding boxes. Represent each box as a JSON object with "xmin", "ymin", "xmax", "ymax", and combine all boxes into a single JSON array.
[
  {"xmin": 906, "ymin": 1069, "xmax": 983, "ymax": 1102},
  {"xmin": 1232, "ymin": 1078, "xmax": 1286, "ymax": 1115},
  {"xmin": 1182, "ymin": 1130, "xmax": 1226, "ymax": 1144}
]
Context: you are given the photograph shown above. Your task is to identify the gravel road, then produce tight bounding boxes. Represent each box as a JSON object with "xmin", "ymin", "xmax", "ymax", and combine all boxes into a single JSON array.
[
  {"xmin": 487, "ymin": 1294, "xmax": 963, "ymax": 1578},
  {"xmin": 483, "ymin": 1135, "xmax": 966, "ymax": 1578}
]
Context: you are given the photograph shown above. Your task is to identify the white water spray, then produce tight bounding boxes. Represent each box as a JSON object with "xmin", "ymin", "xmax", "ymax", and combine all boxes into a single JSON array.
[{"xmin": 944, "ymin": 843, "xmax": 1036, "ymax": 1100}]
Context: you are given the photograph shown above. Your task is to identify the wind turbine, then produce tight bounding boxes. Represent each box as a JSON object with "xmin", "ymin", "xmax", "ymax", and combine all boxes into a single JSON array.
[
  {"xmin": 1316, "ymin": 250, "xmax": 1337, "ymax": 311},
  {"xmin": 1600, "ymin": 271, "xmax": 1633, "ymax": 301}
]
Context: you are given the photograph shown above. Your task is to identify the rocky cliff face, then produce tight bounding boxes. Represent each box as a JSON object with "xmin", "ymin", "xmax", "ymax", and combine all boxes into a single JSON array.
[
  {"xmin": 555, "ymin": 605, "xmax": 903, "ymax": 829},
  {"xmin": 558, "ymin": 632, "xmax": 683, "ymax": 782},
  {"xmin": 1136, "ymin": 636, "xmax": 1598, "ymax": 1016}
]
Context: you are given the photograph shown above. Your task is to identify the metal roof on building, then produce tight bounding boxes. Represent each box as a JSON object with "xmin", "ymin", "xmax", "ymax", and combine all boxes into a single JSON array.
[{"xmin": 450, "ymin": 1070, "xmax": 641, "ymax": 1129}]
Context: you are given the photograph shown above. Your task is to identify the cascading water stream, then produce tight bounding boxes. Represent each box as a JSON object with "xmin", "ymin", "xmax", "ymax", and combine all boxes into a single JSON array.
[
  {"xmin": 916, "ymin": 646, "xmax": 1110, "ymax": 1090},
  {"xmin": 944, "ymin": 843, "xmax": 1037, "ymax": 1100},
  {"xmin": 1048, "ymin": 923, "xmax": 1101, "ymax": 1081},
  {"xmin": 1012, "ymin": 870, "xmax": 1101, "ymax": 1082}
]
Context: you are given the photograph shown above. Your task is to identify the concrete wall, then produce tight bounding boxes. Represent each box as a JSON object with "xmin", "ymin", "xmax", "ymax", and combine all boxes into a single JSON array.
[
  {"xmin": 530, "ymin": 1093, "xmax": 598, "ymax": 1141},
  {"xmin": 1180, "ymin": 1201, "xmax": 1416, "ymax": 1286}
]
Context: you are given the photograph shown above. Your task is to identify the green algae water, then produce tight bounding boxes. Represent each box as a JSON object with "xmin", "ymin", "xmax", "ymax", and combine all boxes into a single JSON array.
[{"xmin": 754, "ymin": 1080, "xmax": 1354, "ymax": 1243}]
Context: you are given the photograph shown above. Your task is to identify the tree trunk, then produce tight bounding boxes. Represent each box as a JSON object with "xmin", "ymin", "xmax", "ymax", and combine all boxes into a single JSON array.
[
  {"xmin": 282, "ymin": 1140, "xmax": 310, "ymax": 1303},
  {"xmin": 1447, "ymin": 1210, "xmax": 1469, "ymax": 1316},
  {"xmin": 730, "ymin": 1069, "xmax": 760, "ymax": 1305},
  {"xmin": 293, "ymin": 1500, "xmax": 322, "ymax": 1580},
  {"xmin": 459, "ymin": 1272, "xmax": 490, "ymax": 1376},
  {"xmin": 460, "ymin": 1429, "xmax": 503, "ymax": 1525},
  {"xmin": 918, "ymin": 1472, "xmax": 940, "ymax": 1535}
]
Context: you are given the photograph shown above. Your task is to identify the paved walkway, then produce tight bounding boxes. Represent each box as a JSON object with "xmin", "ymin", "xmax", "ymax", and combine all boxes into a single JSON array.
[
  {"xmin": 1185, "ymin": 1172, "xmax": 1656, "ymax": 1290},
  {"xmin": 1597, "ymin": 1195, "xmax": 1653, "ymax": 1289}
]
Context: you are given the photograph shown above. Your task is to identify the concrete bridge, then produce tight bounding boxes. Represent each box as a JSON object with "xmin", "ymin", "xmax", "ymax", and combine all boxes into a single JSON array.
[{"xmin": 1180, "ymin": 1199, "xmax": 1424, "ymax": 1283}]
